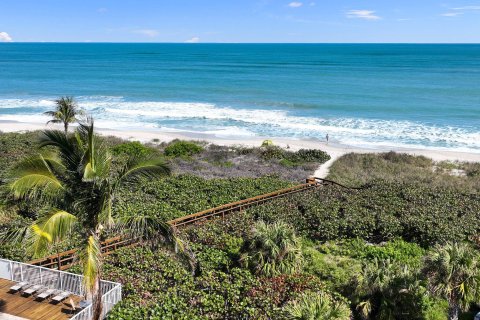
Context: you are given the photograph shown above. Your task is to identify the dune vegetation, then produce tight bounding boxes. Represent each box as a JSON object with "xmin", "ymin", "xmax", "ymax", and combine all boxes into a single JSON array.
[{"xmin": 1, "ymin": 120, "xmax": 480, "ymax": 320}]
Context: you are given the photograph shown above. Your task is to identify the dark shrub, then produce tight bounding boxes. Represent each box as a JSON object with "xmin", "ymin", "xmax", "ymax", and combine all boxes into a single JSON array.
[
  {"xmin": 111, "ymin": 141, "xmax": 156, "ymax": 157},
  {"xmin": 164, "ymin": 141, "xmax": 203, "ymax": 157}
]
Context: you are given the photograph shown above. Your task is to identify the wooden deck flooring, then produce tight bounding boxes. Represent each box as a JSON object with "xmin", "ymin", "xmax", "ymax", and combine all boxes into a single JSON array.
[{"xmin": 0, "ymin": 279, "xmax": 82, "ymax": 320}]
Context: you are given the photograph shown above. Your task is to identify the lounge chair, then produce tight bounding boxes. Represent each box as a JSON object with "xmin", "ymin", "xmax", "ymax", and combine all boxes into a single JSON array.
[
  {"xmin": 51, "ymin": 291, "xmax": 71, "ymax": 303},
  {"xmin": 36, "ymin": 288, "xmax": 56, "ymax": 300},
  {"xmin": 23, "ymin": 284, "xmax": 43, "ymax": 296},
  {"xmin": 9, "ymin": 281, "xmax": 29, "ymax": 292},
  {"xmin": 67, "ymin": 298, "xmax": 77, "ymax": 315}
]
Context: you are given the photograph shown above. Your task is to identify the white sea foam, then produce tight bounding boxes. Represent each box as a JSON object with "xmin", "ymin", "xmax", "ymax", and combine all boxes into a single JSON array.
[{"xmin": 1, "ymin": 96, "xmax": 479, "ymax": 153}]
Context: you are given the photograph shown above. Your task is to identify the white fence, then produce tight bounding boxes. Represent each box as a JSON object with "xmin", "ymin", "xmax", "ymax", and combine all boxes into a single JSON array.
[{"xmin": 0, "ymin": 258, "xmax": 122, "ymax": 319}]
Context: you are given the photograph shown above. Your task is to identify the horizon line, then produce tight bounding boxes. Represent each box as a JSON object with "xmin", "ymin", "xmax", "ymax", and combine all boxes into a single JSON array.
[{"xmin": 3, "ymin": 41, "xmax": 480, "ymax": 45}]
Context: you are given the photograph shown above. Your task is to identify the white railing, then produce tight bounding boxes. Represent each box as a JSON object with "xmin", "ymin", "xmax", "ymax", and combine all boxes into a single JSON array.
[{"xmin": 0, "ymin": 258, "xmax": 122, "ymax": 319}]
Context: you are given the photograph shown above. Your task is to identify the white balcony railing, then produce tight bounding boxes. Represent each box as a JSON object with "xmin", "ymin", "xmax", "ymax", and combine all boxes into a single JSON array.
[{"xmin": 0, "ymin": 258, "xmax": 122, "ymax": 319}]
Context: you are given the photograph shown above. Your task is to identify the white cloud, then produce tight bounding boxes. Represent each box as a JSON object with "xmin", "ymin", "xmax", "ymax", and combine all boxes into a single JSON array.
[
  {"xmin": 0, "ymin": 32, "xmax": 12, "ymax": 42},
  {"xmin": 452, "ymin": 6, "xmax": 480, "ymax": 10},
  {"xmin": 184, "ymin": 37, "xmax": 200, "ymax": 43},
  {"xmin": 442, "ymin": 6, "xmax": 480, "ymax": 16},
  {"xmin": 346, "ymin": 10, "xmax": 381, "ymax": 20},
  {"xmin": 133, "ymin": 29, "xmax": 159, "ymax": 37},
  {"xmin": 288, "ymin": 2, "xmax": 303, "ymax": 8},
  {"xmin": 441, "ymin": 12, "xmax": 463, "ymax": 17}
]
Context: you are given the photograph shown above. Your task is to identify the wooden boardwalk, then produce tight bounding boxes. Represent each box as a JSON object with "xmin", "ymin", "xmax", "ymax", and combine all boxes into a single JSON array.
[
  {"xmin": 0, "ymin": 279, "xmax": 82, "ymax": 320},
  {"xmin": 29, "ymin": 177, "xmax": 358, "ymax": 270}
]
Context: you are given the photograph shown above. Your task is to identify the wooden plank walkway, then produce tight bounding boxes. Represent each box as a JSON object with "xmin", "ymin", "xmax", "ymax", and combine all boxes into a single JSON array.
[
  {"xmin": 0, "ymin": 279, "xmax": 82, "ymax": 320},
  {"xmin": 29, "ymin": 177, "xmax": 358, "ymax": 270}
]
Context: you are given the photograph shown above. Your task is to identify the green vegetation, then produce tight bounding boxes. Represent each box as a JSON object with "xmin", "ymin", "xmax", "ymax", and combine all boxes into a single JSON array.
[
  {"xmin": 247, "ymin": 182, "xmax": 480, "ymax": 247},
  {"xmin": 241, "ymin": 221, "xmax": 303, "ymax": 277},
  {"xmin": 284, "ymin": 291, "xmax": 351, "ymax": 320},
  {"xmin": 111, "ymin": 141, "xmax": 157, "ymax": 157},
  {"xmin": 327, "ymin": 152, "xmax": 480, "ymax": 192},
  {"xmin": 423, "ymin": 243, "xmax": 480, "ymax": 320},
  {"xmin": 2, "ymin": 122, "xmax": 171, "ymax": 320},
  {"xmin": 2, "ymin": 124, "xmax": 480, "ymax": 320},
  {"xmin": 164, "ymin": 140, "xmax": 204, "ymax": 157}
]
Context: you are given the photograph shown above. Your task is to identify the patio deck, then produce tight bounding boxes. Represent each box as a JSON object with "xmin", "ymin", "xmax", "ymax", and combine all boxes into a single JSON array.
[{"xmin": 0, "ymin": 279, "xmax": 82, "ymax": 320}]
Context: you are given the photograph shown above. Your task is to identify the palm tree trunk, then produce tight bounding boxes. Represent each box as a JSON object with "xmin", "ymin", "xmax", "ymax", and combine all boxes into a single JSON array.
[
  {"xmin": 448, "ymin": 303, "xmax": 459, "ymax": 320},
  {"xmin": 64, "ymin": 122, "xmax": 68, "ymax": 134},
  {"xmin": 91, "ymin": 275, "xmax": 103, "ymax": 320}
]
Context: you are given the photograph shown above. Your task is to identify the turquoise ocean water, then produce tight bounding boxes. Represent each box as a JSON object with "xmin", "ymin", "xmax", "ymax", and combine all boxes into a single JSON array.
[{"xmin": 0, "ymin": 43, "xmax": 479, "ymax": 152}]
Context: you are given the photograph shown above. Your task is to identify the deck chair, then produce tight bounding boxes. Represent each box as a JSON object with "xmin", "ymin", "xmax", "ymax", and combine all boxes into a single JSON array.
[
  {"xmin": 23, "ymin": 284, "xmax": 43, "ymax": 296},
  {"xmin": 9, "ymin": 281, "xmax": 29, "ymax": 292},
  {"xmin": 36, "ymin": 288, "xmax": 56, "ymax": 300},
  {"xmin": 68, "ymin": 298, "xmax": 77, "ymax": 315},
  {"xmin": 51, "ymin": 291, "xmax": 71, "ymax": 303}
]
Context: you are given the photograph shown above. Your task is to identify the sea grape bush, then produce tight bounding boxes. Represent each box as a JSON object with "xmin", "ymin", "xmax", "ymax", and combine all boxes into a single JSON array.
[
  {"xmin": 114, "ymin": 174, "xmax": 293, "ymax": 221},
  {"xmin": 248, "ymin": 181, "xmax": 480, "ymax": 247},
  {"xmin": 164, "ymin": 140, "xmax": 204, "ymax": 157},
  {"xmin": 104, "ymin": 247, "xmax": 334, "ymax": 319},
  {"xmin": 111, "ymin": 141, "xmax": 157, "ymax": 157}
]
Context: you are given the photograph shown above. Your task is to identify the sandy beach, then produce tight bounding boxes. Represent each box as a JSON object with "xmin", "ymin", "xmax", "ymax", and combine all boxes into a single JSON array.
[{"xmin": 2, "ymin": 120, "xmax": 480, "ymax": 178}]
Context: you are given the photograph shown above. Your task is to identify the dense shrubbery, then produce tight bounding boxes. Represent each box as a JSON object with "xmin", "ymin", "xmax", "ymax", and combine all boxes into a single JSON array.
[
  {"xmin": 328, "ymin": 152, "xmax": 480, "ymax": 192},
  {"xmin": 111, "ymin": 141, "xmax": 157, "ymax": 157},
  {"xmin": 104, "ymin": 247, "xmax": 335, "ymax": 319},
  {"xmin": 114, "ymin": 175, "xmax": 293, "ymax": 221},
  {"xmin": 248, "ymin": 181, "xmax": 480, "ymax": 247},
  {"xmin": 3, "ymin": 131, "xmax": 480, "ymax": 319},
  {"xmin": 257, "ymin": 145, "xmax": 331, "ymax": 166},
  {"xmin": 164, "ymin": 140, "xmax": 204, "ymax": 157}
]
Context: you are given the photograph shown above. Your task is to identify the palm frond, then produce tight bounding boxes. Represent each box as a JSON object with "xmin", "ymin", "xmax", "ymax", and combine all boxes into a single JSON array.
[
  {"xmin": 113, "ymin": 214, "xmax": 174, "ymax": 243},
  {"xmin": 9, "ymin": 155, "xmax": 64, "ymax": 200},
  {"xmin": 116, "ymin": 156, "xmax": 171, "ymax": 187},
  {"xmin": 46, "ymin": 119, "xmax": 62, "ymax": 125},
  {"xmin": 36, "ymin": 209, "xmax": 77, "ymax": 243},
  {"xmin": 27, "ymin": 224, "xmax": 53, "ymax": 258},
  {"xmin": 39, "ymin": 130, "xmax": 83, "ymax": 173},
  {"xmin": 79, "ymin": 234, "xmax": 102, "ymax": 293}
]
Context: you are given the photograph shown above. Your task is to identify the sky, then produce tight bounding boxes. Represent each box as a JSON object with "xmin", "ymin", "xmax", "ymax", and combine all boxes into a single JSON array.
[{"xmin": 1, "ymin": 0, "xmax": 479, "ymax": 43}]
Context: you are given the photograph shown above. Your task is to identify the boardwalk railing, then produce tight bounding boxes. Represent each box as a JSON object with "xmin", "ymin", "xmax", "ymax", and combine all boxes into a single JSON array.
[
  {"xmin": 0, "ymin": 258, "xmax": 122, "ymax": 320},
  {"xmin": 29, "ymin": 177, "xmax": 353, "ymax": 269},
  {"xmin": 29, "ymin": 236, "xmax": 140, "ymax": 270},
  {"xmin": 167, "ymin": 179, "xmax": 322, "ymax": 228}
]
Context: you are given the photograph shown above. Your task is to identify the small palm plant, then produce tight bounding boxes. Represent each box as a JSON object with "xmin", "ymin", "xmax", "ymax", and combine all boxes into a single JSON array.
[
  {"xmin": 355, "ymin": 258, "xmax": 422, "ymax": 320},
  {"xmin": 44, "ymin": 96, "xmax": 84, "ymax": 133},
  {"xmin": 423, "ymin": 242, "xmax": 480, "ymax": 320},
  {"xmin": 284, "ymin": 290, "xmax": 351, "ymax": 320},
  {"xmin": 241, "ymin": 221, "xmax": 303, "ymax": 277},
  {"xmin": 4, "ymin": 119, "xmax": 171, "ymax": 320}
]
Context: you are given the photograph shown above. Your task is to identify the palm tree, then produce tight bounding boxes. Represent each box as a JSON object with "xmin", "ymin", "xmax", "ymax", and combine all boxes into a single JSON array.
[
  {"xmin": 241, "ymin": 221, "xmax": 303, "ymax": 277},
  {"xmin": 5, "ymin": 119, "xmax": 171, "ymax": 320},
  {"xmin": 284, "ymin": 291, "xmax": 351, "ymax": 320},
  {"xmin": 423, "ymin": 242, "xmax": 480, "ymax": 320},
  {"xmin": 355, "ymin": 258, "xmax": 424, "ymax": 320},
  {"xmin": 44, "ymin": 96, "xmax": 84, "ymax": 133}
]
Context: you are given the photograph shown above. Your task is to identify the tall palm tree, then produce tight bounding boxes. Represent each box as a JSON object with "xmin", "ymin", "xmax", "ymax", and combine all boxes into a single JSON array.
[
  {"xmin": 44, "ymin": 96, "xmax": 84, "ymax": 133},
  {"xmin": 423, "ymin": 242, "xmax": 480, "ymax": 320},
  {"xmin": 6, "ymin": 119, "xmax": 171, "ymax": 320},
  {"xmin": 241, "ymin": 221, "xmax": 303, "ymax": 277},
  {"xmin": 284, "ymin": 291, "xmax": 351, "ymax": 320}
]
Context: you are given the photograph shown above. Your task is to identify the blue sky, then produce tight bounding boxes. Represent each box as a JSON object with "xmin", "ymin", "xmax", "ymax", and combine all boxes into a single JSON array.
[{"xmin": 1, "ymin": 0, "xmax": 479, "ymax": 43}]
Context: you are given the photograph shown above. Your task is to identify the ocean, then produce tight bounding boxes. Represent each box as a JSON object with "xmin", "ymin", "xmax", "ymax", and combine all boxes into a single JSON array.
[{"xmin": 0, "ymin": 43, "xmax": 479, "ymax": 153}]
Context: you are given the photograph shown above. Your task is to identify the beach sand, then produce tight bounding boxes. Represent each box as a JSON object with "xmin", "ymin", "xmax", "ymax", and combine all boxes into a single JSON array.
[{"xmin": 2, "ymin": 121, "xmax": 479, "ymax": 179}]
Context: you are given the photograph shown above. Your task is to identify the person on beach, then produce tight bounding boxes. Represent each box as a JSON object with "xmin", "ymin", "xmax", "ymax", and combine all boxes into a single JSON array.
[{"xmin": 326, "ymin": 133, "xmax": 329, "ymax": 144}]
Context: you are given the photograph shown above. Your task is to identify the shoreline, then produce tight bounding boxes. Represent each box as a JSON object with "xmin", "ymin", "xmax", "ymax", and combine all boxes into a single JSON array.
[{"xmin": 2, "ymin": 122, "xmax": 480, "ymax": 171}]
